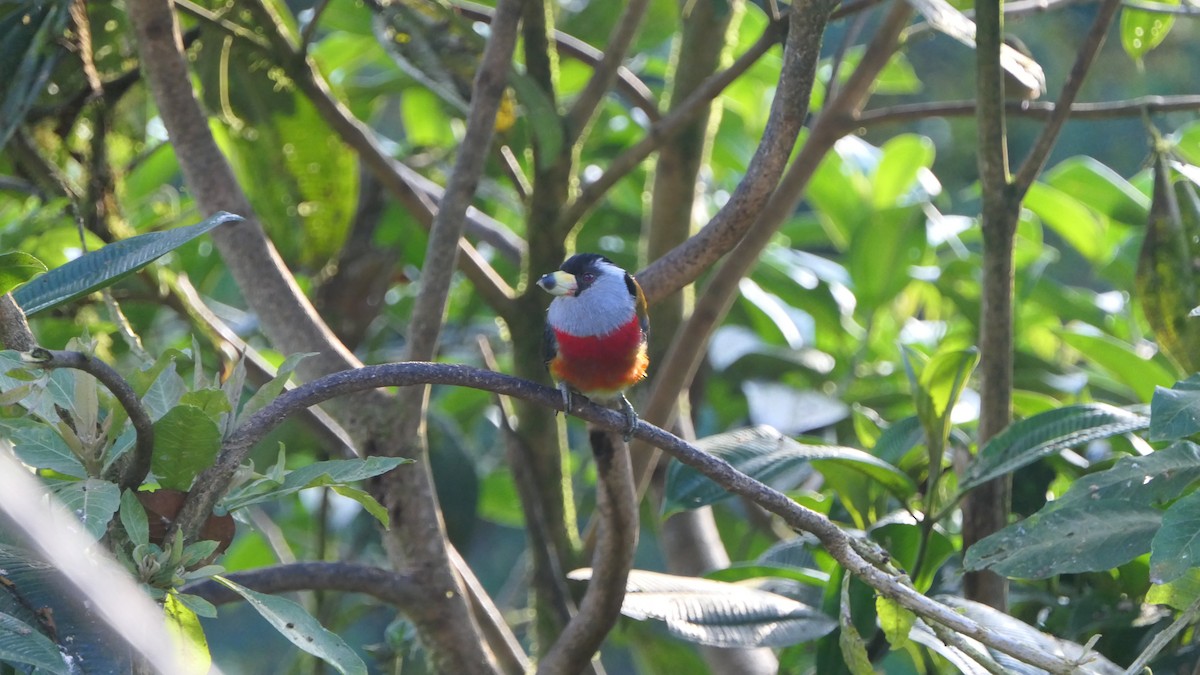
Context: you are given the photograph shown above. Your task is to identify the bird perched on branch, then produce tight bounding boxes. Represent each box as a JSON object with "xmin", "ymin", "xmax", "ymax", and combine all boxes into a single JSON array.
[{"xmin": 538, "ymin": 254, "xmax": 649, "ymax": 440}]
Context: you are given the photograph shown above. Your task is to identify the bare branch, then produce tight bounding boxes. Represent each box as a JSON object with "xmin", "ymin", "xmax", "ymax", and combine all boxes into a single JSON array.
[
  {"xmin": 183, "ymin": 562, "xmax": 422, "ymax": 607},
  {"xmin": 536, "ymin": 430, "xmax": 637, "ymax": 675},
  {"xmin": 854, "ymin": 94, "xmax": 1200, "ymax": 127},
  {"xmin": 0, "ymin": 294, "xmax": 37, "ymax": 351},
  {"xmin": 555, "ymin": 17, "xmax": 785, "ymax": 236},
  {"xmin": 28, "ymin": 349, "xmax": 154, "ymax": 491},
  {"xmin": 564, "ymin": 0, "xmax": 650, "ymax": 143},
  {"xmin": 1011, "ymin": 0, "xmax": 1123, "ymax": 191}
]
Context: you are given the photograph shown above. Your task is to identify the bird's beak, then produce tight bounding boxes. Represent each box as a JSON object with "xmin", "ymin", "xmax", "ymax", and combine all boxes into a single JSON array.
[{"xmin": 537, "ymin": 271, "xmax": 577, "ymax": 297}]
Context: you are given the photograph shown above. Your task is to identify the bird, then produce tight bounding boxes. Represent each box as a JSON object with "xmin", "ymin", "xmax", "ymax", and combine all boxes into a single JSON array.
[{"xmin": 537, "ymin": 253, "xmax": 649, "ymax": 441}]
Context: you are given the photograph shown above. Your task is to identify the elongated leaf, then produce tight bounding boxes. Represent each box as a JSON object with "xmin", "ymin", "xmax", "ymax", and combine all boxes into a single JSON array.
[
  {"xmin": 0, "ymin": 1, "xmax": 70, "ymax": 150},
  {"xmin": 237, "ymin": 352, "xmax": 315, "ymax": 424},
  {"xmin": 1150, "ymin": 489, "xmax": 1200, "ymax": 583},
  {"xmin": 1059, "ymin": 331, "xmax": 1176, "ymax": 401},
  {"xmin": 962, "ymin": 404, "xmax": 1149, "ymax": 491},
  {"xmin": 0, "ymin": 610, "xmax": 67, "ymax": 673},
  {"xmin": 1052, "ymin": 441, "xmax": 1200, "ymax": 510},
  {"xmin": 1151, "ymin": 376, "xmax": 1200, "ymax": 440},
  {"xmin": 1137, "ymin": 153, "xmax": 1200, "ymax": 373},
  {"xmin": 1025, "ymin": 183, "xmax": 1106, "ymax": 262},
  {"xmin": 13, "ymin": 212, "xmax": 241, "ymax": 315},
  {"xmin": 838, "ymin": 575, "xmax": 872, "ymax": 675},
  {"xmin": 875, "ymin": 596, "xmax": 914, "ymax": 650},
  {"xmin": 220, "ymin": 457, "xmax": 411, "ymax": 514},
  {"xmin": 50, "ymin": 479, "xmax": 120, "ymax": 540},
  {"xmin": 964, "ymin": 501, "xmax": 1161, "ymax": 578},
  {"xmin": 163, "ymin": 593, "xmax": 211, "ymax": 675},
  {"xmin": 568, "ymin": 569, "xmax": 836, "ymax": 648},
  {"xmin": 152, "ymin": 405, "xmax": 222, "ymax": 491},
  {"xmin": 663, "ymin": 426, "xmax": 915, "ymax": 515},
  {"xmin": 872, "ymin": 134, "xmax": 935, "ymax": 209},
  {"xmin": 1120, "ymin": 0, "xmax": 1179, "ymax": 61},
  {"xmin": 212, "ymin": 576, "xmax": 367, "ymax": 675},
  {"xmin": 2, "ymin": 419, "xmax": 87, "ymax": 477},
  {"xmin": 119, "ymin": 489, "xmax": 150, "ymax": 548},
  {"xmin": 0, "ymin": 252, "xmax": 47, "ymax": 296},
  {"xmin": 1044, "ymin": 156, "xmax": 1150, "ymax": 227}
]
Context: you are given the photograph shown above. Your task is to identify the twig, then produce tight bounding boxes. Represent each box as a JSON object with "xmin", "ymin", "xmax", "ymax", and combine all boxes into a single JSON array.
[
  {"xmin": 298, "ymin": 0, "xmax": 331, "ymax": 53},
  {"xmin": 453, "ymin": 0, "xmax": 660, "ymax": 123},
  {"xmin": 1012, "ymin": 0, "xmax": 1124, "ymax": 192},
  {"xmin": 563, "ymin": 0, "xmax": 651, "ymax": 143},
  {"xmin": 554, "ymin": 16, "xmax": 786, "ymax": 237},
  {"xmin": 0, "ymin": 294, "xmax": 37, "ymax": 351},
  {"xmin": 27, "ymin": 349, "xmax": 154, "ymax": 491},
  {"xmin": 183, "ymin": 561, "xmax": 422, "ymax": 607},
  {"xmin": 153, "ymin": 361, "xmax": 1084, "ymax": 673},
  {"xmin": 536, "ymin": 430, "xmax": 637, "ymax": 675},
  {"xmin": 1122, "ymin": 592, "xmax": 1200, "ymax": 675},
  {"xmin": 854, "ymin": 95, "xmax": 1200, "ymax": 126},
  {"xmin": 448, "ymin": 544, "xmax": 531, "ymax": 675}
]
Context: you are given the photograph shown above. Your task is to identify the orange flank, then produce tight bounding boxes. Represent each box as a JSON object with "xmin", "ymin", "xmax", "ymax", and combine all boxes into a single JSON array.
[{"xmin": 549, "ymin": 315, "xmax": 648, "ymax": 399}]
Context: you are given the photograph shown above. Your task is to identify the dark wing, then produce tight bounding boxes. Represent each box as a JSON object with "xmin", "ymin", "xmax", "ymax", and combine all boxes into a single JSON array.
[
  {"xmin": 627, "ymin": 273, "xmax": 650, "ymax": 341},
  {"xmin": 542, "ymin": 321, "xmax": 558, "ymax": 370}
]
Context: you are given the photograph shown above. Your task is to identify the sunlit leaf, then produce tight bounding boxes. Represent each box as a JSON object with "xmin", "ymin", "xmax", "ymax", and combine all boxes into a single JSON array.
[
  {"xmin": 1059, "ymin": 330, "xmax": 1176, "ymax": 401},
  {"xmin": 875, "ymin": 596, "xmax": 915, "ymax": 650},
  {"xmin": 163, "ymin": 593, "xmax": 211, "ymax": 675},
  {"xmin": 872, "ymin": 134, "xmax": 935, "ymax": 209},
  {"xmin": 1120, "ymin": 0, "xmax": 1179, "ymax": 61},
  {"xmin": 152, "ymin": 405, "xmax": 222, "ymax": 491},
  {"xmin": 1150, "ymin": 489, "xmax": 1200, "ymax": 583},
  {"xmin": 1024, "ymin": 182, "xmax": 1106, "ymax": 262},
  {"xmin": 0, "ymin": 251, "xmax": 47, "ymax": 296}
]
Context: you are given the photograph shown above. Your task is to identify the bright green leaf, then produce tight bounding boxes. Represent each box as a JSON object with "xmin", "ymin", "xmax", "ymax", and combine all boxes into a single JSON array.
[
  {"xmin": 237, "ymin": 352, "xmax": 315, "ymax": 424},
  {"xmin": 872, "ymin": 134, "xmax": 935, "ymax": 209},
  {"xmin": 838, "ymin": 576, "xmax": 873, "ymax": 675},
  {"xmin": 1060, "ymin": 330, "xmax": 1176, "ymax": 401},
  {"xmin": 152, "ymin": 405, "xmax": 222, "ymax": 491},
  {"xmin": 1147, "ymin": 568, "xmax": 1200, "ymax": 610},
  {"xmin": 1120, "ymin": 0, "xmax": 1179, "ymax": 61},
  {"xmin": 329, "ymin": 485, "xmax": 390, "ymax": 528},
  {"xmin": 1024, "ymin": 182, "xmax": 1106, "ymax": 262},
  {"xmin": 0, "ymin": 251, "xmax": 47, "ymax": 296},
  {"xmin": 212, "ymin": 576, "xmax": 367, "ymax": 675},
  {"xmin": 163, "ymin": 593, "xmax": 212, "ymax": 675},
  {"xmin": 875, "ymin": 596, "xmax": 915, "ymax": 650}
]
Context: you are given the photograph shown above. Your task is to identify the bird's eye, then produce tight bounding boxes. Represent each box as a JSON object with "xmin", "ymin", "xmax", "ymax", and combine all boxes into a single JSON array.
[{"xmin": 582, "ymin": 273, "xmax": 596, "ymax": 282}]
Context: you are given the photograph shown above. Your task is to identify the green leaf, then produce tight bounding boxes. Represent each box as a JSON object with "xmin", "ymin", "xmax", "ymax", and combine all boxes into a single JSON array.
[
  {"xmin": 869, "ymin": 521, "xmax": 955, "ymax": 592},
  {"xmin": 875, "ymin": 596, "xmax": 915, "ymax": 650},
  {"xmin": 2, "ymin": 419, "xmax": 87, "ymax": 477},
  {"xmin": 212, "ymin": 576, "xmax": 367, "ymax": 675},
  {"xmin": 663, "ymin": 426, "xmax": 916, "ymax": 515},
  {"xmin": 871, "ymin": 415, "xmax": 924, "ymax": 467},
  {"xmin": 1151, "ymin": 376, "xmax": 1200, "ymax": 440},
  {"xmin": 1060, "ymin": 330, "xmax": 1177, "ymax": 401},
  {"xmin": 915, "ymin": 347, "xmax": 979, "ymax": 440},
  {"xmin": 0, "ymin": 0, "xmax": 71, "ymax": 150},
  {"xmin": 1150, "ymin": 489, "xmax": 1200, "ymax": 583},
  {"xmin": 329, "ymin": 485, "xmax": 391, "ymax": 528},
  {"xmin": 152, "ymin": 405, "xmax": 223, "ymax": 491},
  {"xmin": 178, "ymin": 389, "xmax": 233, "ymax": 423},
  {"xmin": 872, "ymin": 134, "xmax": 935, "ymax": 209},
  {"xmin": 838, "ymin": 575, "xmax": 873, "ymax": 675},
  {"xmin": 163, "ymin": 592, "xmax": 211, "ymax": 675},
  {"xmin": 238, "ymin": 352, "xmax": 315, "ymax": 424},
  {"xmin": 1120, "ymin": 0, "xmax": 1179, "ymax": 61},
  {"xmin": 1052, "ymin": 441, "xmax": 1200, "ymax": 510},
  {"xmin": 1147, "ymin": 568, "xmax": 1200, "ymax": 610},
  {"xmin": 1024, "ymin": 182, "xmax": 1106, "ymax": 262},
  {"xmin": 1044, "ymin": 156, "xmax": 1150, "ymax": 226},
  {"xmin": 0, "ymin": 611, "xmax": 68, "ymax": 673},
  {"xmin": 120, "ymin": 489, "xmax": 150, "ymax": 548},
  {"xmin": 510, "ymin": 73, "xmax": 564, "ymax": 166},
  {"xmin": 964, "ymin": 501, "xmax": 1161, "ymax": 578},
  {"xmin": 0, "ymin": 252, "xmax": 47, "ymax": 296},
  {"xmin": 847, "ymin": 205, "xmax": 926, "ymax": 312},
  {"xmin": 963, "ymin": 404, "xmax": 1149, "ymax": 491},
  {"xmin": 49, "ymin": 479, "xmax": 120, "ymax": 540},
  {"xmin": 12, "ymin": 212, "xmax": 241, "ymax": 316},
  {"xmin": 221, "ymin": 457, "xmax": 412, "ymax": 513},
  {"xmin": 568, "ymin": 568, "xmax": 836, "ymax": 648}
]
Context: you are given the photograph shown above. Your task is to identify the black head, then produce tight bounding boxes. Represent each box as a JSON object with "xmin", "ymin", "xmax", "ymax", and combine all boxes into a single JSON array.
[{"xmin": 560, "ymin": 253, "xmax": 614, "ymax": 276}]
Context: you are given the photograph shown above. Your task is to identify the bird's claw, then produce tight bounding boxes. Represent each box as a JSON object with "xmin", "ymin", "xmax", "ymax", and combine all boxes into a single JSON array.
[
  {"xmin": 558, "ymin": 383, "xmax": 573, "ymax": 416},
  {"xmin": 619, "ymin": 395, "xmax": 638, "ymax": 442}
]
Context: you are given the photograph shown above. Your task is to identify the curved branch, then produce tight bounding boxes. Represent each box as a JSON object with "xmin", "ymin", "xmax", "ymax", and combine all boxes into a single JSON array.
[
  {"xmin": 554, "ymin": 16, "xmax": 786, "ymax": 237},
  {"xmin": 28, "ymin": 349, "xmax": 154, "ymax": 491},
  {"xmin": 157, "ymin": 361, "xmax": 1082, "ymax": 672},
  {"xmin": 854, "ymin": 94, "xmax": 1200, "ymax": 127},
  {"xmin": 183, "ymin": 562, "xmax": 422, "ymax": 607},
  {"xmin": 536, "ymin": 430, "xmax": 637, "ymax": 675},
  {"xmin": 563, "ymin": 0, "xmax": 650, "ymax": 143}
]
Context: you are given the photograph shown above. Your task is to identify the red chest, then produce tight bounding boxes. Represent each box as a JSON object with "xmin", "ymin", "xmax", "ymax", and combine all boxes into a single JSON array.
[{"xmin": 550, "ymin": 317, "xmax": 648, "ymax": 397}]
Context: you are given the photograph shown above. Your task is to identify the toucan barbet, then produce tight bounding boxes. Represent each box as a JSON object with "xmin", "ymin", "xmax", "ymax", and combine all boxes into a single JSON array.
[{"xmin": 537, "ymin": 253, "xmax": 649, "ymax": 439}]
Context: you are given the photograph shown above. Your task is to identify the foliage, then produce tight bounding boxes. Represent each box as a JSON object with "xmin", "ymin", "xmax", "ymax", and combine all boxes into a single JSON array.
[{"xmin": 0, "ymin": 0, "xmax": 1198, "ymax": 672}]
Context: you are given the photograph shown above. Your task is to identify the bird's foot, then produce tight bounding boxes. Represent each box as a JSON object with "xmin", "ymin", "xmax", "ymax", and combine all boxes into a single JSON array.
[
  {"xmin": 558, "ymin": 382, "xmax": 573, "ymax": 416},
  {"xmin": 619, "ymin": 395, "xmax": 638, "ymax": 442}
]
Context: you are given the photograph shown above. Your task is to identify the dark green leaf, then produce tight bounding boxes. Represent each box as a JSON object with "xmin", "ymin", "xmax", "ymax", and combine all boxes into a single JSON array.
[
  {"xmin": 838, "ymin": 575, "xmax": 872, "ymax": 675},
  {"xmin": 964, "ymin": 501, "xmax": 1161, "ymax": 578},
  {"xmin": 2, "ymin": 419, "xmax": 87, "ymax": 477},
  {"xmin": 152, "ymin": 405, "xmax": 222, "ymax": 491},
  {"xmin": 1150, "ymin": 489, "xmax": 1200, "ymax": 583},
  {"xmin": 963, "ymin": 404, "xmax": 1149, "ymax": 491},
  {"xmin": 0, "ymin": 252, "xmax": 47, "ymax": 296},
  {"xmin": 1052, "ymin": 441, "xmax": 1200, "ymax": 510},
  {"xmin": 1151, "ymin": 378, "xmax": 1200, "ymax": 440},
  {"xmin": 568, "ymin": 568, "xmax": 836, "ymax": 648},
  {"xmin": 212, "ymin": 576, "xmax": 367, "ymax": 675},
  {"xmin": 0, "ymin": 1, "xmax": 71, "ymax": 150},
  {"xmin": 49, "ymin": 479, "xmax": 120, "ymax": 540},
  {"xmin": 663, "ymin": 426, "xmax": 915, "ymax": 515},
  {"xmin": 871, "ymin": 416, "xmax": 924, "ymax": 466},
  {"xmin": 13, "ymin": 212, "xmax": 241, "ymax": 315},
  {"xmin": 120, "ymin": 489, "xmax": 149, "ymax": 548},
  {"xmin": 0, "ymin": 611, "xmax": 67, "ymax": 673}
]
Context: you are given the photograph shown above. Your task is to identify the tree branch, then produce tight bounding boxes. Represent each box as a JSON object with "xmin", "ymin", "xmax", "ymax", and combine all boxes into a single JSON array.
[
  {"xmin": 0, "ymin": 294, "xmax": 37, "ymax": 351},
  {"xmin": 554, "ymin": 16, "xmax": 785, "ymax": 238},
  {"xmin": 154, "ymin": 361, "xmax": 1086, "ymax": 673},
  {"xmin": 1011, "ymin": 0, "xmax": 1124, "ymax": 192},
  {"xmin": 183, "ymin": 562, "xmax": 422, "ymax": 607},
  {"xmin": 854, "ymin": 94, "xmax": 1200, "ymax": 127},
  {"xmin": 27, "ymin": 349, "xmax": 154, "ymax": 491},
  {"xmin": 536, "ymin": 430, "xmax": 637, "ymax": 675},
  {"xmin": 563, "ymin": 0, "xmax": 650, "ymax": 143}
]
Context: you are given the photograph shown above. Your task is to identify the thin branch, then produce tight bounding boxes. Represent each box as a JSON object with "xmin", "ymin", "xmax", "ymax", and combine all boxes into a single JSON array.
[
  {"xmin": 554, "ymin": 16, "xmax": 786, "ymax": 237},
  {"xmin": 448, "ymin": 544, "xmax": 532, "ymax": 675},
  {"xmin": 299, "ymin": 0, "xmax": 331, "ymax": 53},
  {"xmin": 27, "ymin": 349, "xmax": 154, "ymax": 491},
  {"xmin": 564, "ymin": 0, "xmax": 650, "ymax": 143},
  {"xmin": 156, "ymin": 361, "xmax": 1086, "ymax": 673},
  {"xmin": 1012, "ymin": 0, "xmax": 1124, "ymax": 192},
  {"xmin": 183, "ymin": 561, "xmax": 422, "ymax": 607},
  {"xmin": 453, "ymin": 0, "xmax": 660, "ymax": 123},
  {"xmin": 1122, "ymin": 592, "xmax": 1200, "ymax": 675},
  {"xmin": 536, "ymin": 430, "xmax": 637, "ymax": 675},
  {"xmin": 0, "ymin": 294, "xmax": 37, "ymax": 351},
  {"xmin": 855, "ymin": 94, "xmax": 1200, "ymax": 127}
]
